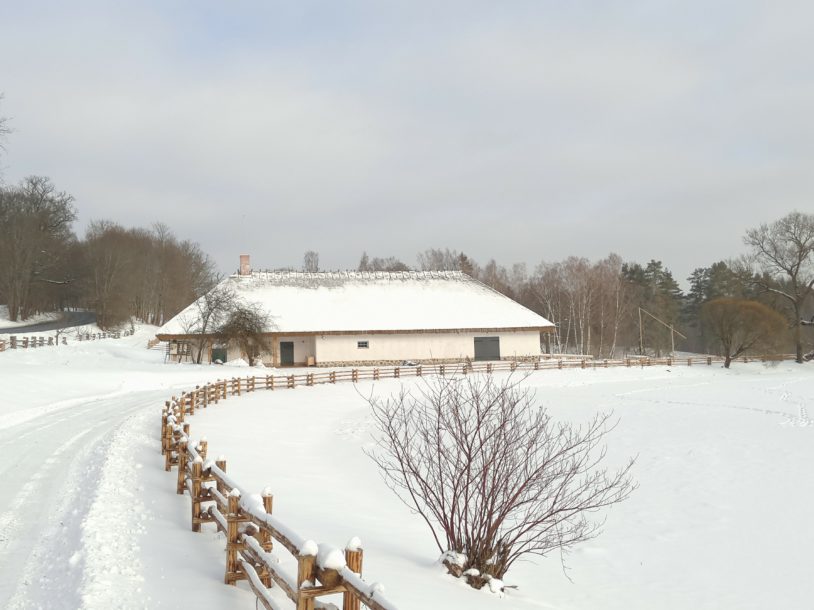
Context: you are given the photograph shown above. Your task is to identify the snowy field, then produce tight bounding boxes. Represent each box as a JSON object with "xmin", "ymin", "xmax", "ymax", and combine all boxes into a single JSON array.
[{"xmin": 1, "ymin": 334, "xmax": 813, "ymax": 609}]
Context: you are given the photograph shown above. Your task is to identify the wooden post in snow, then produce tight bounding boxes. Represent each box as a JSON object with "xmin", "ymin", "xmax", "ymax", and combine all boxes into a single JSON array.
[
  {"xmin": 191, "ymin": 457, "xmax": 203, "ymax": 532},
  {"xmin": 225, "ymin": 491, "xmax": 242, "ymax": 584},
  {"xmin": 343, "ymin": 546, "xmax": 364, "ymax": 610},
  {"xmin": 296, "ymin": 554, "xmax": 316, "ymax": 610},
  {"xmin": 176, "ymin": 439, "xmax": 188, "ymax": 495},
  {"xmin": 260, "ymin": 490, "xmax": 274, "ymax": 588}
]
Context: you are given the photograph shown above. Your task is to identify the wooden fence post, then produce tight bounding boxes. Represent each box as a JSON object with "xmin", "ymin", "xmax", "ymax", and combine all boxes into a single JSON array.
[
  {"xmin": 215, "ymin": 458, "xmax": 227, "ymax": 496},
  {"xmin": 688, "ymin": 357, "xmax": 692, "ymax": 366},
  {"xmin": 707, "ymin": 356, "xmax": 712, "ymax": 365},
  {"xmin": 416, "ymin": 365, "xmax": 422, "ymax": 377},
  {"xmin": 296, "ymin": 554, "xmax": 316, "ymax": 610},
  {"xmin": 191, "ymin": 457, "xmax": 203, "ymax": 532},
  {"xmin": 225, "ymin": 491, "xmax": 242, "ymax": 584},
  {"xmin": 163, "ymin": 425, "xmax": 174, "ymax": 471},
  {"xmin": 343, "ymin": 546, "xmax": 364, "ymax": 610},
  {"xmin": 176, "ymin": 440, "xmax": 188, "ymax": 494},
  {"xmin": 260, "ymin": 490, "xmax": 274, "ymax": 588}
]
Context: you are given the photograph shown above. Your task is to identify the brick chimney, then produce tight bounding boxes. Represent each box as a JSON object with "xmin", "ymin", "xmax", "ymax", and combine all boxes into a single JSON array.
[{"xmin": 239, "ymin": 254, "xmax": 251, "ymax": 276}]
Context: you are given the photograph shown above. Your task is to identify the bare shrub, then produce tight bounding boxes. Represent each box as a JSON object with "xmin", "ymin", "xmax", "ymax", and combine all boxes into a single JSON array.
[{"xmin": 364, "ymin": 374, "xmax": 636, "ymax": 589}]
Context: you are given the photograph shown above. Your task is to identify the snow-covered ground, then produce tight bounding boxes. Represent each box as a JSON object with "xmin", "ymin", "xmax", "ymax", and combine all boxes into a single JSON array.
[{"xmin": 1, "ymin": 334, "xmax": 812, "ymax": 609}]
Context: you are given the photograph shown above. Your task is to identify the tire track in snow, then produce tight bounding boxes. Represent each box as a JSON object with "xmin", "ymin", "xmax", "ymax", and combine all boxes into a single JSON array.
[{"xmin": 0, "ymin": 391, "xmax": 165, "ymax": 610}]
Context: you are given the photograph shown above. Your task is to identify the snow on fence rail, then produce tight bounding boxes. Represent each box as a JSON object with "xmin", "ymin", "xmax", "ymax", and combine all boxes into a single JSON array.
[
  {"xmin": 0, "ymin": 329, "xmax": 134, "ymax": 352},
  {"xmin": 159, "ymin": 353, "xmax": 797, "ymax": 609}
]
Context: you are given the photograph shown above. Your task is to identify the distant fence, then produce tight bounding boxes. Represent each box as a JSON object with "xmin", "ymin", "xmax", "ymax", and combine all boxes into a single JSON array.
[
  {"xmin": 159, "ymin": 352, "xmax": 798, "ymax": 609},
  {"xmin": 0, "ymin": 329, "xmax": 134, "ymax": 352}
]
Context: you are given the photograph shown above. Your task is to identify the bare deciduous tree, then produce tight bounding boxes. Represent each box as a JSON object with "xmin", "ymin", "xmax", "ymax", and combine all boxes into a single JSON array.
[
  {"xmin": 215, "ymin": 301, "xmax": 273, "ymax": 365},
  {"xmin": 179, "ymin": 280, "xmax": 237, "ymax": 363},
  {"xmin": 744, "ymin": 212, "xmax": 814, "ymax": 362},
  {"xmin": 357, "ymin": 253, "xmax": 410, "ymax": 272},
  {"xmin": 0, "ymin": 176, "xmax": 77, "ymax": 321},
  {"xmin": 702, "ymin": 298, "xmax": 788, "ymax": 367},
  {"xmin": 365, "ymin": 374, "xmax": 636, "ymax": 590},
  {"xmin": 0, "ymin": 93, "xmax": 9, "ymax": 163},
  {"xmin": 303, "ymin": 250, "xmax": 320, "ymax": 272},
  {"xmin": 417, "ymin": 248, "xmax": 462, "ymax": 271}
]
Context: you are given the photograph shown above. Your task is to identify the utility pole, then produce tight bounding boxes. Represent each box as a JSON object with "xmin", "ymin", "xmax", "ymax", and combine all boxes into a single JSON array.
[{"xmin": 638, "ymin": 307, "xmax": 687, "ymax": 356}]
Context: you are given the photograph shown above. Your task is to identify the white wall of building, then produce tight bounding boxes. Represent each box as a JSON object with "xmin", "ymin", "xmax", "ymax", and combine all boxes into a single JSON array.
[{"xmin": 314, "ymin": 330, "xmax": 540, "ymax": 364}]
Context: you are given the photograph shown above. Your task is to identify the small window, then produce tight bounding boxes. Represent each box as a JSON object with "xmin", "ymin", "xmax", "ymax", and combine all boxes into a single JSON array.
[{"xmin": 357, "ymin": 340, "xmax": 369, "ymax": 349}]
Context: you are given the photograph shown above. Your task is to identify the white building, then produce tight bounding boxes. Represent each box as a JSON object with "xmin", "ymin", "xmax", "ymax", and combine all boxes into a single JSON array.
[{"xmin": 156, "ymin": 259, "xmax": 554, "ymax": 366}]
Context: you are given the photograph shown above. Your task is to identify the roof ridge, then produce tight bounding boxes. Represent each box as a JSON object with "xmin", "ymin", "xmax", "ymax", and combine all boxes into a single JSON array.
[{"xmin": 233, "ymin": 269, "xmax": 467, "ymax": 281}]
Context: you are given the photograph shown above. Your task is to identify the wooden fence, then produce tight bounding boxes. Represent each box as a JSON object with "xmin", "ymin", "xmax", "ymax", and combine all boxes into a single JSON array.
[
  {"xmin": 160, "ymin": 352, "xmax": 797, "ymax": 609},
  {"xmin": 0, "ymin": 328, "xmax": 134, "ymax": 352},
  {"xmin": 163, "ymin": 388, "xmax": 398, "ymax": 610}
]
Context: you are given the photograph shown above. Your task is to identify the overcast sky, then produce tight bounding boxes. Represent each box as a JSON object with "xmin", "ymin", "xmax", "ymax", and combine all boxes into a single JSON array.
[{"xmin": 2, "ymin": 1, "xmax": 812, "ymax": 285}]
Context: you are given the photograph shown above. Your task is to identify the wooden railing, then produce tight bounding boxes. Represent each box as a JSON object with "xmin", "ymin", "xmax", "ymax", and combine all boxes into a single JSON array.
[
  {"xmin": 0, "ymin": 335, "xmax": 68, "ymax": 350},
  {"xmin": 162, "ymin": 392, "xmax": 398, "ymax": 610},
  {"xmin": 159, "ymin": 352, "xmax": 797, "ymax": 608},
  {"xmin": 0, "ymin": 328, "xmax": 134, "ymax": 352}
]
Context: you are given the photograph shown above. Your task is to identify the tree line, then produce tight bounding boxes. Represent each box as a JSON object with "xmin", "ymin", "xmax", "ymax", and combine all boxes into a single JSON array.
[
  {"xmin": 0, "ymin": 176, "xmax": 216, "ymax": 329},
  {"xmin": 306, "ymin": 212, "xmax": 814, "ymax": 364}
]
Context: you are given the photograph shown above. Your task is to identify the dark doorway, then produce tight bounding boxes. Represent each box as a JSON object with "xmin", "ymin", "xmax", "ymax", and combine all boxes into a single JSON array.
[
  {"xmin": 474, "ymin": 336, "xmax": 500, "ymax": 361},
  {"xmin": 280, "ymin": 341, "xmax": 295, "ymax": 366},
  {"xmin": 211, "ymin": 347, "xmax": 227, "ymax": 363}
]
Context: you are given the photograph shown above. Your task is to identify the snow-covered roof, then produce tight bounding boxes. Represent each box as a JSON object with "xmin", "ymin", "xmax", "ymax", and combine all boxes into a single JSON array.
[{"xmin": 157, "ymin": 270, "xmax": 553, "ymax": 336}]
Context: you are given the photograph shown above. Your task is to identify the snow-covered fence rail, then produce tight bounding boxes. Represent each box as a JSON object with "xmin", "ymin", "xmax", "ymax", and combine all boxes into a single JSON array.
[
  {"xmin": 165, "ymin": 353, "xmax": 793, "ymax": 392},
  {"xmin": 74, "ymin": 328, "xmax": 134, "ymax": 341},
  {"xmin": 0, "ymin": 329, "xmax": 134, "ymax": 352},
  {"xmin": 161, "ymin": 395, "xmax": 398, "ymax": 610},
  {"xmin": 1, "ymin": 335, "xmax": 68, "ymax": 350}
]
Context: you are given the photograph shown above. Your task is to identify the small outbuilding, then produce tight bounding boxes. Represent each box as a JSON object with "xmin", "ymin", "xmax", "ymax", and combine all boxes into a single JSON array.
[{"xmin": 156, "ymin": 259, "xmax": 554, "ymax": 366}]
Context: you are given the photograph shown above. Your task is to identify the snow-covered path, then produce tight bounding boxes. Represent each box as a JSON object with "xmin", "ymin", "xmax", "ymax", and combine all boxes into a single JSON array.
[
  {"xmin": 0, "ymin": 389, "xmax": 163, "ymax": 609},
  {"xmin": 0, "ymin": 332, "xmax": 249, "ymax": 610}
]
